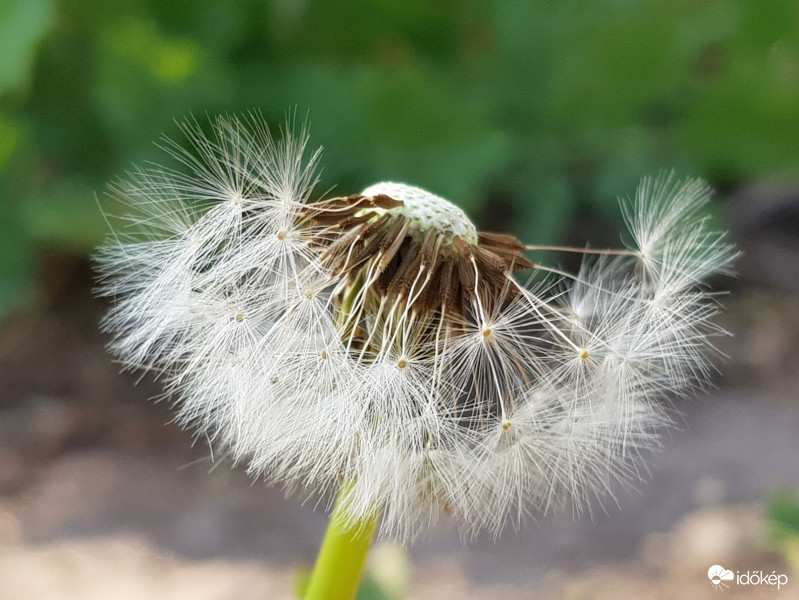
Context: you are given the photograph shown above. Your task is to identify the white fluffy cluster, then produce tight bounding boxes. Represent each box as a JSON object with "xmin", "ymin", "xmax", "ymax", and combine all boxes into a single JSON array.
[{"xmin": 96, "ymin": 115, "xmax": 735, "ymax": 540}]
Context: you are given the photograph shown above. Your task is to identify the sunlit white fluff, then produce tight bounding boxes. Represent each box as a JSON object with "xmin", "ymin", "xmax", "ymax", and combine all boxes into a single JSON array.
[{"xmin": 96, "ymin": 115, "xmax": 736, "ymax": 541}]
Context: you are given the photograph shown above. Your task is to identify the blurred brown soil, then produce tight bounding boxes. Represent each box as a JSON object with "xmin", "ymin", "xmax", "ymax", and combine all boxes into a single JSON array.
[{"xmin": 1, "ymin": 183, "xmax": 798, "ymax": 598}]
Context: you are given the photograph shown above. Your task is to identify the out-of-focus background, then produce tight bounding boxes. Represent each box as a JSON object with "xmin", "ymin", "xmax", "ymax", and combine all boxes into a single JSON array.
[{"xmin": 1, "ymin": 1, "xmax": 798, "ymax": 598}]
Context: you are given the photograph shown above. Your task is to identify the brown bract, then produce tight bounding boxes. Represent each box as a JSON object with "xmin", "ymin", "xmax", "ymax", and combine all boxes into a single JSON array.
[{"xmin": 304, "ymin": 193, "xmax": 535, "ymax": 320}]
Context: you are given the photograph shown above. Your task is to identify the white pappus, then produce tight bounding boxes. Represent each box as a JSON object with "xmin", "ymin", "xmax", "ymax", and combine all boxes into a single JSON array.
[{"xmin": 96, "ymin": 114, "xmax": 736, "ymax": 541}]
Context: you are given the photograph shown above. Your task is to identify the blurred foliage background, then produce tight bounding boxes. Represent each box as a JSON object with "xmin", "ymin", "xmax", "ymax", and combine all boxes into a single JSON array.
[
  {"xmin": 1, "ymin": 2, "xmax": 798, "ymax": 596},
  {"xmin": 1, "ymin": 0, "xmax": 799, "ymax": 319}
]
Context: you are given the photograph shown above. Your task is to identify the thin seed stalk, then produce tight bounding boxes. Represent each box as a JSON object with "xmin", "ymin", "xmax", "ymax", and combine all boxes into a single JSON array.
[{"xmin": 304, "ymin": 482, "xmax": 380, "ymax": 600}]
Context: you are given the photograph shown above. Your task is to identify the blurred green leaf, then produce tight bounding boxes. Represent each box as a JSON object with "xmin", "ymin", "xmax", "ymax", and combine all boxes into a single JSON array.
[
  {"xmin": 0, "ymin": 111, "xmax": 22, "ymax": 168},
  {"xmin": 515, "ymin": 174, "xmax": 575, "ymax": 249},
  {"xmin": 768, "ymin": 489, "xmax": 799, "ymax": 572},
  {"xmin": 355, "ymin": 573, "xmax": 393, "ymax": 600},
  {"xmin": 0, "ymin": 0, "xmax": 54, "ymax": 93},
  {"xmin": 94, "ymin": 16, "xmax": 233, "ymax": 154},
  {"xmin": 680, "ymin": 0, "xmax": 799, "ymax": 179},
  {"xmin": 0, "ymin": 188, "xmax": 31, "ymax": 319},
  {"xmin": 1, "ymin": 0, "xmax": 798, "ymax": 325},
  {"xmin": 769, "ymin": 490, "xmax": 799, "ymax": 538},
  {"xmin": 24, "ymin": 179, "xmax": 106, "ymax": 250}
]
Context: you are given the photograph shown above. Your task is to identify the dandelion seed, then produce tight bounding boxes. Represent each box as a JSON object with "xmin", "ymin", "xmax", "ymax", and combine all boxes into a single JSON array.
[{"xmin": 96, "ymin": 115, "xmax": 736, "ymax": 551}]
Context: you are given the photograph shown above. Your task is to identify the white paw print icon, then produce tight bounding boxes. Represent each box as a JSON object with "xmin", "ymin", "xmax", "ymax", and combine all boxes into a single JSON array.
[{"xmin": 708, "ymin": 565, "xmax": 735, "ymax": 590}]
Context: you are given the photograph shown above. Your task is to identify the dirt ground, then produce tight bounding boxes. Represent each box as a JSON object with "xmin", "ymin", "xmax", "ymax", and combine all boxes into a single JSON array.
[{"xmin": 1, "ymin": 185, "xmax": 798, "ymax": 598}]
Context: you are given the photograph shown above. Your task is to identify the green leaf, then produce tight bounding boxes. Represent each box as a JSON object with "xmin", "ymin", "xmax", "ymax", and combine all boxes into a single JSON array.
[
  {"xmin": 24, "ymin": 179, "xmax": 106, "ymax": 250},
  {"xmin": 0, "ymin": 192, "xmax": 31, "ymax": 319},
  {"xmin": 769, "ymin": 490, "xmax": 799, "ymax": 538},
  {"xmin": 515, "ymin": 175, "xmax": 575, "ymax": 249},
  {"xmin": 768, "ymin": 489, "xmax": 799, "ymax": 572},
  {"xmin": 0, "ymin": 110, "xmax": 22, "ymax": 169},
  {"xmin": 94, "ymin": 16, "xmax": 233, "ymax": 154},
  {"xmin": 239, "ymin": 61, "xmax": 510, "ymax": 212},
  {"xmin": 0, "ymin": 0, "xmax": 54, "ymax": 93}
]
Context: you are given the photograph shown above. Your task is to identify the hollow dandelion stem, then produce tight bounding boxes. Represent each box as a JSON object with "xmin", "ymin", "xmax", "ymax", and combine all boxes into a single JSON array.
[{"xmin": 304, "ymin": 482, "xmax": 380, "ymax": 600}]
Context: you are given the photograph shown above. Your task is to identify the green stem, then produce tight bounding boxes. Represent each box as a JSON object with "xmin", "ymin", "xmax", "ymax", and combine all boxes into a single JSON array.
[{"xmin": 304, "ymin": 483, "xmax": 380, "ymax": 600}]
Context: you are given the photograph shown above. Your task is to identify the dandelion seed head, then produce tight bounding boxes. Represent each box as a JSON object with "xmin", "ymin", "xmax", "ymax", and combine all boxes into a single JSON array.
[{"xmin": 96, "ymin": 115, "xmax": 736, "ymax": 541}]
